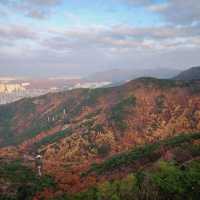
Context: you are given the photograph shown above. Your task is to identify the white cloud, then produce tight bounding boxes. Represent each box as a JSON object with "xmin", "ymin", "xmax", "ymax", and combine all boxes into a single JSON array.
[
  {"xmin": 121, "ymin": 0, "xmax": 200, "ymax": 25},
  {"xmin": 0, "ymin": 0, "xmax": 63, "ymax": 19},
  {"xmin": 149, "ymin": 0, "xmax": 200, "ymax": 25}
]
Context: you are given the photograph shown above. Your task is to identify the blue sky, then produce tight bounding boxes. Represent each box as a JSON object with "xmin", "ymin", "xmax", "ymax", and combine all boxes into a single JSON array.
[
  {"xmin": 0, "ymin": 0, "xmax": 200, "ymax": 77},
  {"xmin": 58, "ymin": 0, "xmax": 162, "ymax": 27},
  {"xmin": 1, "ymin": 0, "xmax": 164, "ymax": 27}
]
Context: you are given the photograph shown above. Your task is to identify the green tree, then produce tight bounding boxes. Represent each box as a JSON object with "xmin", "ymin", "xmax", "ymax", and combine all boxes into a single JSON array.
[
  {"xmin": 98, "ymin": 181, "xmax": 115, "ymax": 200},
  {"xmin": 111, "ymin": 194, "xmax": 120, "ymax": 200},
  {"xmin": 151, "ymin": 161, "xmax": 185, "ymax": 199},
  {"xmin": 119, "ymin": 174, "xmax": 138, "ymax": 200}
]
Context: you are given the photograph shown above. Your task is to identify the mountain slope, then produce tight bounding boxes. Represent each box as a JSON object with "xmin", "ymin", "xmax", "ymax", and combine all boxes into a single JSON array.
[
  {"xmin": 69, "ymin": 132, "xmax": 200, "ymax": 200},
  {"xmin": 174, "ymin": 66, "xmax": 200, "ymax": 80},
  {"xmin": 3, "ymin": 132, "xmax": 198, "ymax": 200},
  {"xmin": 0, "ymin": 78, "xmax": 200, "ymax": 198},
  {"xmin": 1, "ymin": 78, "xmax": 200, "ymax": 148}
]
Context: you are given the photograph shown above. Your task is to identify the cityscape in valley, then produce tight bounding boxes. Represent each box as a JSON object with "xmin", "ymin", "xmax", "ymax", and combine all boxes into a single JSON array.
[
  {"xmin": 0, "ymin": 0, "xmax": 200, "ymax": 200},
  {"xmin": 0, "ymin": 76, "xmax": 112, "ymax": 104},
  {"xmin": 0, "ymin": 67, "xmax": 181, "ymax": 105}
]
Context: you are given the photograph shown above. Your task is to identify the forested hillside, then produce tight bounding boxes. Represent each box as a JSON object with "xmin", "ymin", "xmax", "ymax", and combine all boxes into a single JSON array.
[{"xmin": 0, "ymin": 78, "xmax": 200, "ymax": 199}]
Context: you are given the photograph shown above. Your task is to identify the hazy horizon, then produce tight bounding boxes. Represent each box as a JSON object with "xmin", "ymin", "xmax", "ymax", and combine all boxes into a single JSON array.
[
  {"xmin": 0, "ymin": 66, "xmax": 182, "ymax": 79},
  {"xmin": 0, "ymin": 0, "xmax": 200, "ymax": 77}
]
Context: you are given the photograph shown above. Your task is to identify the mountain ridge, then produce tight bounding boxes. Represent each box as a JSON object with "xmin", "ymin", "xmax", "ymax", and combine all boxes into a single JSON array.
[
  {"xmin": 173, "ymin": 66, "xmax": 200, "ymax": 80},
  {"xmin": 87, "ymin": 68, "xmax": 180, "ymax": 83}
]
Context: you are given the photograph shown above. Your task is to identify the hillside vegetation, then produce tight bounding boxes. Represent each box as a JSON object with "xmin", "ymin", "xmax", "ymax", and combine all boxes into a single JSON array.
[
  {"xmin": 68, "ymin": 159, "xmax": 200, "ymax": 200},
  {"xmin": 0, "ymin": 159, "xmax": 55, "ymax": 200},
  {"xmin": 0, "ymin": 78, "xmax": 200, "ymax": 199},
  {"xmin": 2, "ymin": 132, "xmax": 198, "ymax": 200}
]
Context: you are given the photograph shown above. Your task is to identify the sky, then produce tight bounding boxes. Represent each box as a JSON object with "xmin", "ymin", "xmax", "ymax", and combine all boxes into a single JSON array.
[{"xmin": 0, "ymin": 0, "xmax": 200, "ymax": 77}]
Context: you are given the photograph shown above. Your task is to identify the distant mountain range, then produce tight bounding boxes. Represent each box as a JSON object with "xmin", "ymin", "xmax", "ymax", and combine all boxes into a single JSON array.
[
  {"xmin": 173, "ymin": 66, "xmax": 200, "ymax": 80},
  {"xmin": 87, "ymin": 66, "xmax": 200, "ymax": 83},
  {"xmin": 86, "ymin": 67, "xmax": 181, "ymax": 83}
]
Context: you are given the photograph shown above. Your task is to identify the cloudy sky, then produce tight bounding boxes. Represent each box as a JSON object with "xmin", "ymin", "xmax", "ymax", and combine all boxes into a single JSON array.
[{"xmin": 0, "ymin": 0, "xmax": 200, "ymax": 77}]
